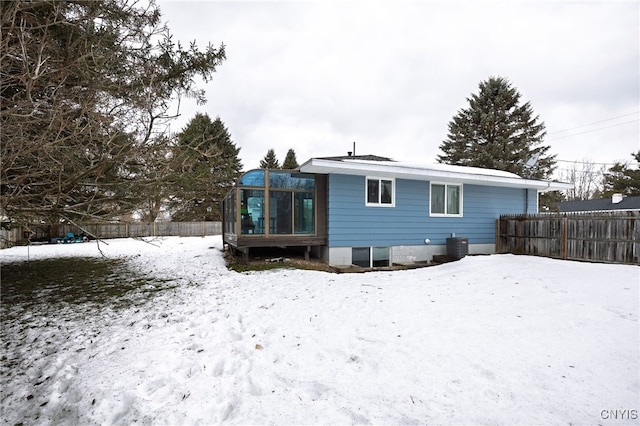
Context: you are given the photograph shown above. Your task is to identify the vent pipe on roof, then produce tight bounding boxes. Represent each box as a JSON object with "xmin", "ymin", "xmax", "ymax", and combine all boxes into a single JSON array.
[
  {"xmin": 347, "ymin": 141, "xmax": 356, "ymax": 157},
  {"xmin": 612, "ymin": 193, "xmax": 624, "ymax": 204}
]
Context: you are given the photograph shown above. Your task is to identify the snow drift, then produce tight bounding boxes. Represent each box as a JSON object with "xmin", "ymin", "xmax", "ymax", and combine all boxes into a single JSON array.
[{"xmin": 1, "ymin": 237, "xmax": 638, "ymax": 425}]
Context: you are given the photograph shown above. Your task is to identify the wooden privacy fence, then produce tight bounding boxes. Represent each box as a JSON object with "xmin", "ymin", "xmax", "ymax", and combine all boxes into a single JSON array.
[
  {"xmin": 497, "ymin": 211, "xmax": 639, "ymax": 265},
  {"xmin": 1, "ymin": 221, "xmax": 222, "ymax": 248},
  {"xmin": 73, "ymin": 221, "xmax": 222, "ymax": 239}
]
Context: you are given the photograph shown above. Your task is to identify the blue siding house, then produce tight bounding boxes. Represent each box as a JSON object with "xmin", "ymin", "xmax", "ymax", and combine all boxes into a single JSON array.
[
  {"xmin": 222, "ymin": 155, "xmax": 571, "ymax": 267},
  {"xmin": 298, "ymin": 155, "xmax": 570, "ymax": 267}
]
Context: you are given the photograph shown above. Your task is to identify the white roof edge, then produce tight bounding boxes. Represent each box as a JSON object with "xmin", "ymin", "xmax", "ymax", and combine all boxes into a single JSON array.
[{"xmin": 299, "ymin": 158, "xmax": 573, "ymax": 191}]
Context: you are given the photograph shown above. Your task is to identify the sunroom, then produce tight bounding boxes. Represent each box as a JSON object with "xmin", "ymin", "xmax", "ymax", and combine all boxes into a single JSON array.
[{"xmin": 222, "ymin": 169, "xmax": 327, "ymax": 260}]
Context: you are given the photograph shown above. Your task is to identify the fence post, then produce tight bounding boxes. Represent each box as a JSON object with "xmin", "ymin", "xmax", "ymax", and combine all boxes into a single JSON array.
[
  {"xmin": 495, "ymin": 218, "xmax": 501, "ymax": 253},
  {"xmin": 202, "ymin": 221, "xmax": 205, "ymax": 237},
  {"xmin": 561, "ymin": 216, "xmax": 568, "ymax": 260}
]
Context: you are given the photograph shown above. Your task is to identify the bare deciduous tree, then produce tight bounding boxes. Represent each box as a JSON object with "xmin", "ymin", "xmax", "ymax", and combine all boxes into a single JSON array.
[{"xmin": 559, "ymin": 159, "xmax": 604, "ymax": 201}]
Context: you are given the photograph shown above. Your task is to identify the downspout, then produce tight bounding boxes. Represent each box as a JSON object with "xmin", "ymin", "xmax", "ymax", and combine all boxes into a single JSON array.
[
  {"xmin": 525, "ymin": 188, "xmax": 529, "ymax": 214},
  {"xmin": 221, "ymin": 197, "xmax": 226, "ymax": 247}
]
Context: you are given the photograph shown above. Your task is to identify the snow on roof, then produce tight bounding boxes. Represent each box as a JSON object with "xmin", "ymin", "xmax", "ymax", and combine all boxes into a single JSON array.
[
  {"xmin": 300, "ymin": 156, "xmax": 573, "ymax": 191},
  {"xmin": 342, "ymin": 159, "xmax": 522, "ymax": 179}
]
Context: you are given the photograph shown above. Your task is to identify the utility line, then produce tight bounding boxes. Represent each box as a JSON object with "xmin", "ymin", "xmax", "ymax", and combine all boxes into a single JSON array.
[
  {"xmin": 556, "ymin": 159, "xmax": 638, "ymax": 166},
  {"xmin": 546, "ymin": 119, "xmax": 639, "ymax": 141},
  {"xmin": 547, "ymin": 111, "xmax": 639, "ymax": 135}
]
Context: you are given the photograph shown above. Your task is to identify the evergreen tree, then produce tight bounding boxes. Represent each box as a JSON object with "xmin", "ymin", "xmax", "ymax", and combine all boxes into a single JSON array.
[
  {"xmin": 437, "ymin": 76, "xmax": 555, "ymax": 179},
  {"xmin": 170, "ymin": 114, "xmax": 242, "ymax": 221},
  {"xmin": 259, "ymin": 149, "xmax": 280, "ymax": 169},
  {"xmin": 282, "ymin": 149, "xmax": 300, "ymax": 169},
  {"xmin": 0, "ymin": 0, "xmax": 225, "ymax": 223},
  {"xmin": 602, "ymin": 151, "xmax": 640, "ymax": 197},
  {"xmin": 130, "ymin": 134, "xmax": 174, "ymax": 222}
]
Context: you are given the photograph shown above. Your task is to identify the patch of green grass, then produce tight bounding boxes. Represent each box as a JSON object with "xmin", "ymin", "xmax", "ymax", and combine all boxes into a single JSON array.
[
  {"xmin": 0, "ymin": 257, "xmax": 178, "ymax": 389},
  {"xmin": 0, "ymin": 257, "xmax": 173, "ymax": 309}
]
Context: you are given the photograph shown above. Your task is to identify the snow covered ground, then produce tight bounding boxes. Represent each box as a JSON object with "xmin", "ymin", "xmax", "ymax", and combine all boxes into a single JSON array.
[{"xmin": 1, "ymin": 236, "xmax": 638, "ymax": 425}]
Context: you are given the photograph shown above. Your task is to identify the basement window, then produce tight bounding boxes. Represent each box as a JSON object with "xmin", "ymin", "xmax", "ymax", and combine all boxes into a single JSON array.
[{"xmin": 352, "ymin": 247, "xmax": 390, "ymax": 268}]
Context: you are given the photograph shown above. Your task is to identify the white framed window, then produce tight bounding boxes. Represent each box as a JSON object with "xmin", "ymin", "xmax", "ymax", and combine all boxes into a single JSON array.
[
  {"xmin": 365, "ymin": 177, "xmax": 395, "ymax": 207},
  {"xmin": 430, "ymin": 183, "xmax": 463, "ymax": 217},
  {"xmin": 352, "ymin": 247, "xmax": 390, "ymax": 268}
]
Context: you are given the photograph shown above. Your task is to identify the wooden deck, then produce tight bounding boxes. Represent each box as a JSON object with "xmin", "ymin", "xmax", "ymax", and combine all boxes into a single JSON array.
[{"xmin": 223, "ymin": 232, "xmax": 327, "ymax": 261}]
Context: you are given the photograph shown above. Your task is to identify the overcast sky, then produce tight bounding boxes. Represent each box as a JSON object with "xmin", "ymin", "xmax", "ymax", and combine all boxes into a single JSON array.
[{"xmin": 157, "ymin": 0, "xmax": 639, "ymax": 178}]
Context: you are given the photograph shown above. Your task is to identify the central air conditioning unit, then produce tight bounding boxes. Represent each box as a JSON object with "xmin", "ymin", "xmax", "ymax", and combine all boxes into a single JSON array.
[{"xmin": 446, "ymin": 237, "xmax": 468, "ymax": 260}]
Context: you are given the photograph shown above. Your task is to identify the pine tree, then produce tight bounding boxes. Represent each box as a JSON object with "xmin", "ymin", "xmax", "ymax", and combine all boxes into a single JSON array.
[
  {"xmin": 602, "ymin": 151, "xmax": 640, "ymax": 197},
  {"xmin": 0, "ymin": 0, "xmax": 225, "ymax": 223},
  {"xmin": 170, "ymin": 114, "xmax": 242, "ymax": 221},
  {"xmin": 437, "ymin": 76, "xmax": 555, "ymax": 179},
  {"xmin": 282, "ymin": 149, "xmax": 300, "ymax": 169},
  {"xmin": 259, "ymin": 149, "xmax": 280, "ymax": 169}
]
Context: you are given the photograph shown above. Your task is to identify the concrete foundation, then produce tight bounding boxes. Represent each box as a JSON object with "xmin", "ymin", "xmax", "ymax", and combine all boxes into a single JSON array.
[{"xmin": 324, "ymin": 243, "xmax": 496, "ymax": 267}]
